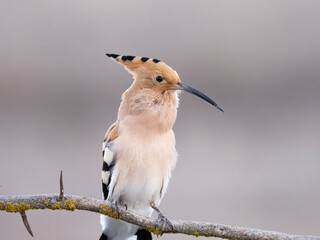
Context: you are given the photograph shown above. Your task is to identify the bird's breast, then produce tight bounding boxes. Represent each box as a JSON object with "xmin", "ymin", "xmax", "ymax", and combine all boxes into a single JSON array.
[{"xmin": 112, "ymin": 128, "xmax": 177, "ymax": 210}]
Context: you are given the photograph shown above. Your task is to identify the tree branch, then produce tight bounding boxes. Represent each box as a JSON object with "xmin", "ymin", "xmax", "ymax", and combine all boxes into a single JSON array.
[{"xmin": 0, "ymin": 194, "xmax": 319, "ymax": 240}]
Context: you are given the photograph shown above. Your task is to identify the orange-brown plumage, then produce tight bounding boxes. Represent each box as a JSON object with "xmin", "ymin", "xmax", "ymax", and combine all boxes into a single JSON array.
[
  {"xmin": 104, "ymin": 122, "xmax": 119, "ymax": 143},
  {"xmin": 114, "ymin": 55, "xmax": 180, "ymax": 89}
]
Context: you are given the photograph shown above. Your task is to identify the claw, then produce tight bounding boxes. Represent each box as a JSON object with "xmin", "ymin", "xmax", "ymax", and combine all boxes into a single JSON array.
[
  {"xmin": 111, "ymin": 199, "xmax": 127, "ymax": 213},
  {"xmin": 155, "ymin": 212, "xmax": 173, "ymax": 234},
  {"xmin": 150, "ymin": 202, "xmax": 173, "ymax": 235},
  {"xmin": 121, "ymin": 200, "xmax": 128, "ymax": 211}
]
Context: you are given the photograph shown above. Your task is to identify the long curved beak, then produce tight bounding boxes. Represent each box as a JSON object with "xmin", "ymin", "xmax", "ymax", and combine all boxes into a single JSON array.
[{"xmin": 173, "ymin": 82, "xmax": 224, "ymax": 112}]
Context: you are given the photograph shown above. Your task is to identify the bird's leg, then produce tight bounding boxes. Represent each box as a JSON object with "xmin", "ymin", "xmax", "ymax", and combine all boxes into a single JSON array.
[{"xmin": 150, "ymin": 201, "xmax": 173, "ymax": 234}]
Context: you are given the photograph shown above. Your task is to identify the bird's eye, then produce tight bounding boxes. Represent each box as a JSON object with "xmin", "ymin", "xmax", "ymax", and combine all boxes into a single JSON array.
[{"xmin": 156, "ymin": 76, "xmax": 163, "ymax": 82}]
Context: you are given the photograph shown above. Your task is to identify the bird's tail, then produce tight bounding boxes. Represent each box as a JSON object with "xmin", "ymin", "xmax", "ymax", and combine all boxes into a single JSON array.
[
  {"xmin": 99, "ymin": 229, "xmax": 152, "ymax": 240},
  {"xmin": 135, "ymin": 229, "xmax": 152, "ymax": 240},
  {"xmin": 99, "ymin": 233, "xmax": 108, "ymax": 240}
]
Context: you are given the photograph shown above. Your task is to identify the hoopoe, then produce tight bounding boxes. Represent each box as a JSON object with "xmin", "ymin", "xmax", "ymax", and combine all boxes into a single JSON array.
[{"xmin": 100, "ymin": 54, "xmax": 223, "ymax": 240}]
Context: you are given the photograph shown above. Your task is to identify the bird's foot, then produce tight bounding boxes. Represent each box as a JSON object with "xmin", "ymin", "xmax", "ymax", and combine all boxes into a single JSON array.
[
  {"xmin": 150, "ymin": 202, "xmax": 173, "ymax": 235},
  {"xmin": 111, "ymin": 199, "xmax": 127, "ymax": 214}
]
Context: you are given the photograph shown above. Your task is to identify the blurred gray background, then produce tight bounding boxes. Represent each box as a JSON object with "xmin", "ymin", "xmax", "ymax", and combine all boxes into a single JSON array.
[{"xmin": 1, "ymin": 1, "xmax": 320, "ymax": 239}]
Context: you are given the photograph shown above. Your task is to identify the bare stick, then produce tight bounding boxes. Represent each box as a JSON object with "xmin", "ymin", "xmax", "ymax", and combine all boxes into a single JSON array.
[
  {"xmin": 20, "ymin": 211, "xmax": 34, "ymax": 237},
  {"xmin": 0, "ymin": 194, "xmax": 319, "ymax": 240},
  {"xmin": 59, "ymin": 170, "xmax": 64, "ymax": 201}
]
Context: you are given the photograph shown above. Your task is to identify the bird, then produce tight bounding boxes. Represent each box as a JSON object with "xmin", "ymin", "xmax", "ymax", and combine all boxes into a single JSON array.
[{"xmin": 100, "ymin": 54, "xmax": 223, "ymax": 240}]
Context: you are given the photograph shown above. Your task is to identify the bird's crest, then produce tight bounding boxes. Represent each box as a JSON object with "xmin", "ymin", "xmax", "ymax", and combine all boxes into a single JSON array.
[
  {"xmin": 106, "ymin": 54, "xmax": 162, "ymax": 73},
  {"xmin": 106, "ymin": 53, "xmax": 161, "ymax": 64},
  {"xmin": 106, "ymin": 53, "xmax": 180, "ymax": 85}
]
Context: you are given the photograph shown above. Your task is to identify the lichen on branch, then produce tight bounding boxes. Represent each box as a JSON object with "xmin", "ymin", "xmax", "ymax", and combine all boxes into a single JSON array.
[{"xmin": 1, "ymin": 194, "xmax": 319, "ymax": 240}]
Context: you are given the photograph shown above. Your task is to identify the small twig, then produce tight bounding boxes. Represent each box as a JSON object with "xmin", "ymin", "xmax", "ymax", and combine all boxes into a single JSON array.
[
  {"xmin": 59, "ymin": 170, "xmax": 64, "ymax": 201},
  {"xmin": 20, "ymin": 211, "xmax": 33, "ymax": 237}
]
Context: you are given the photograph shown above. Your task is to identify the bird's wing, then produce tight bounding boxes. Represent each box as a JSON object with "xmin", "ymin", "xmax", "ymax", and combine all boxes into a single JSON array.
[{"xmin": 101, "ymin": 122, "xmax": 119, "ymax": 200}]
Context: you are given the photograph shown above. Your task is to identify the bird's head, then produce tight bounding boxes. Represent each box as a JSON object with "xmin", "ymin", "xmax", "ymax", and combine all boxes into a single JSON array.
[{"xmin": 106, "ymin": 54, "xmax": 223, "ymax": 112}]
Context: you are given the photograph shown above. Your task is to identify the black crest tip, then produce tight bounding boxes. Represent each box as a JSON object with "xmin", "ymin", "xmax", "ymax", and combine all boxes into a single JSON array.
[
  {"xmin": 126, "ymin": 55, "xmax": 135, "ymax": 61},
  {"xmin": 106, "ymin": 53, "xmax": 119, "ymax": 59},
  {"xmin": 153, "ymin": 58, "xmax": 160, "ymax": 63},
  {"xmin": 141, "ymin": 57, "xmax": 149, "ymax": 62},
  {"xmin": 121, "ymin": 55, "xmax": 128, "ymax": 61}
]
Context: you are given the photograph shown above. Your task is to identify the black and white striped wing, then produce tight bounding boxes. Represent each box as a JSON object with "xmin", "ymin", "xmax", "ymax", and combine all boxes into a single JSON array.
[{"xmin": 101, "ymin": 140, "xmax": 116, "ymax": 200}]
